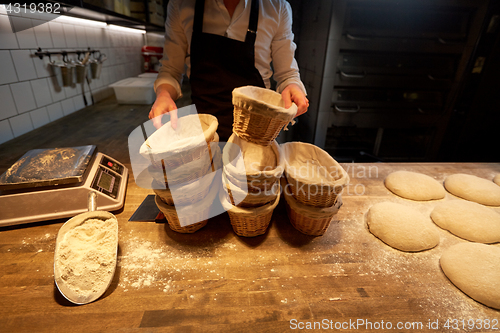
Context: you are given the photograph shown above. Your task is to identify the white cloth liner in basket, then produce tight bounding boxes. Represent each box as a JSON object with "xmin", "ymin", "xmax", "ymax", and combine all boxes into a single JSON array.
[
  {"xmin": 232, "ymin": 86, "xmax": 297, "ymax": 122},
  {"xmin": 222, "ymin": 170, "xmax": 280, "ymax": 207},
  {"xmin": 139, "ymin": 114, "xmax": 218, "ymax": 163},
  {"xmin": 222, "ymin": 134, "xmax": 284, "ymax": 183},
  {"xmin": 281, "ymin": 142, "xmax": 349, "ymax": 189},
  {"xmin": 148, "ymin": 141, "xmax": 219, "ymax": 186},
  {"xmin": 219, "ymin": 183, "xmax": 281, "ymax": 218},
  {"xmin": 168, "ymin": 147, "xmax": 221, "ymax": 203}
]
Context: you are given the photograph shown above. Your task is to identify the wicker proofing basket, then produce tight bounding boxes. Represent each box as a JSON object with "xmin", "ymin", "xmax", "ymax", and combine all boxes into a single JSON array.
[
  {"xmin": 140, "ymin": 114, "xmax": 218, "ymax": 169},
  {"xmin": 223, "ymin": 168, "xmax": 278, "ymax": 193},
  {"xmin": 219, "ymin": 184, "xmax": 281, "ymax": 237},
  {"xmin": 281, "ymin": 142, "xmax": 349, "ymax": 208},
  {"xmin": 153, "ymin": 147, "xmax": 222, "ymax": 206},
  {"xmin": 232, "ymin": 86, "xmax": 297, "ymax": 146},
  {"xmin": 222, "ymin": 133, "xmax": 284, "ymax": 185},
  {"xmin": 148, "ymin": 139, "xmax": 219, "ymax": 186},
  {"xmin": 222, "ymin": 171, "xmax": 279, "ymax": 208},
  {"xmin": 281, "ymin": 178, "xmax": 343, "ymax": 236},
  {"xmin": 155, "ymin": 178, "xmax": 220, "ymax": 233}
]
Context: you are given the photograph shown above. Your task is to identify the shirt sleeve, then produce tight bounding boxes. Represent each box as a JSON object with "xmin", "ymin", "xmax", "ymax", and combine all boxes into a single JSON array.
[
  {"xmin": 154, "ymin": 0, "xmax": 188, "ymax": 99},
  {"xmin": 271, "ymin": 0, "xmax": 307, "ymax": 95}
]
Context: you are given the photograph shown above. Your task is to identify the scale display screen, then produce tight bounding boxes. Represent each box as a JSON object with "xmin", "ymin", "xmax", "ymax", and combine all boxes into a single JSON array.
[
  {"xmin": 98, "ymin": 172, "xmax": 114, "ymax": 192},
  {"xmin": 92, "ymin": 166, "xmax": 120, "ymax": 199}
]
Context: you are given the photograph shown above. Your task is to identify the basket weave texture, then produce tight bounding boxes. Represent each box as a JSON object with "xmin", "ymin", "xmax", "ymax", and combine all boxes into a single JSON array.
[
  {"xmin": 232, "ymin": 86, "xmax": 296, "ymax": 146},
  {"xmin": 155, "ymin": 195, "xmax": 209, "ymax": 233},
  {"xmin": 153, "ymin": 147, "xmax": 221, "ymax": 206},
  {"xmin": 219, "ymin": 185, "xmax": 281, "ymax": 237},
  {"xmin": 281, "ymin": 177, "xmax": 343, "ymax": 236},
  {"xmin": 281, "ymin": 142, "xmax": 349, "ymax": 208},
  {"xmin": 222, "ymin": 172, "xmax": 279, "ymax": 208},
  {"xmin": 154, "ymin": 172, "xmax": 221, "ymax": 233}
]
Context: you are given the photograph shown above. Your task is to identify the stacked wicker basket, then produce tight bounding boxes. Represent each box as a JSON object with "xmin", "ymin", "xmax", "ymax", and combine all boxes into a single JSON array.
[
  {"xmin": 281, "ymin": 142, "xmax": 349, "ymax": 236},
  {"xmin": 141, "ymin": 114, "xmax": 221, "ymax": 233},
  {"xmin": 220, "ymin": 86, "xmax": 296, "ymax": 237}
]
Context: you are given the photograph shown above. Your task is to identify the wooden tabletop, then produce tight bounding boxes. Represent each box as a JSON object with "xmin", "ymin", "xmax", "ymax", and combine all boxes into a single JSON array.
[{"xmin": 1, "ymin": 98, "xmax": 499, "ymax": 332}]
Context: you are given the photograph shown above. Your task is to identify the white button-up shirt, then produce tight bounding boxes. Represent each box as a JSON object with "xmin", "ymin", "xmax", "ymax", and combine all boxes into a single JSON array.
[{"xmin": 154, "ymin": 0, "xmax": 306, "ymax": 99}]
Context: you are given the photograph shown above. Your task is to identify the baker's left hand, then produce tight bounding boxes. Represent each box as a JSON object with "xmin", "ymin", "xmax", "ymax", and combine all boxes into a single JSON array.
[{"xmin": 281, "ymin": 83, "xmax": 309, "ymax": 117}]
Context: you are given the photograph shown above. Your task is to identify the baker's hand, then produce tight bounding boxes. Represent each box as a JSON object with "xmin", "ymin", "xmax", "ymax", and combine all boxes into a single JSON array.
[
  {"xmin": 149, "ymin": 84, "xmax": 178, "ymax": 129},
  {"xmin": 281, "ymin": 83, "xmax": 309, "ymax": 117}
]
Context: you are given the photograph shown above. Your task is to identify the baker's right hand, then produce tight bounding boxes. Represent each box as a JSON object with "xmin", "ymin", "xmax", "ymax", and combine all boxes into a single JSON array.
[{"xmin": 149, "ymin": 84, "xmax": 178, "ymax": 129}]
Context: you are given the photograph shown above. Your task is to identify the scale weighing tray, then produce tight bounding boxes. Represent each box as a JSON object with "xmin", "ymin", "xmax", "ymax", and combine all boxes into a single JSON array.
[{"xmin": 0, "ymin": 145, "xmax": 128, "ymax": 227}]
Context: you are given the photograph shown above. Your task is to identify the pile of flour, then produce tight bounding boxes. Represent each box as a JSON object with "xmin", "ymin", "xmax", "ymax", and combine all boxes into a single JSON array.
[{"xmin": 55, "ymin": 218, "xmax": 117, "ymax": 298}]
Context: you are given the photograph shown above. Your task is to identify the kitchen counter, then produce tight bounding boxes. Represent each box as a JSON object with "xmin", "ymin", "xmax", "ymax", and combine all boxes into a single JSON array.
[{"xmin": 1, "ymin": 98, "xmax": 499, "ymax": 332}]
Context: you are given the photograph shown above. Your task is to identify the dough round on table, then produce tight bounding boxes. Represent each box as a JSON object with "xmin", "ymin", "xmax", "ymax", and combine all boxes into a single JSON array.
[
  {"xmin": 494, "ymin": 174, "xmax": 500, "ymax": 186},
  {"xmin": 431, "ymin": 200, "xmax": 500, "ymax": 243},
  {"xmin": 385, "ymin": 171, "xmax": 445, "ymax": 201},
  {"xmin": 440, "ymin": 242, "xmax": 500, "ymax": 310},
  {"xmin": 444, "ymin": 173, "xmax": 500, "ymax": 206},
  {"xmin": 366, "ymin": 202, "xmax": 440, "ymax": 252}
]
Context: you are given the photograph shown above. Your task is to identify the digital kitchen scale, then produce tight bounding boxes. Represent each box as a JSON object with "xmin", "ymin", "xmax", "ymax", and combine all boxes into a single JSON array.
[{"xmin": 0, "ymin": 145, "xmax": 128, "ymax": 227}]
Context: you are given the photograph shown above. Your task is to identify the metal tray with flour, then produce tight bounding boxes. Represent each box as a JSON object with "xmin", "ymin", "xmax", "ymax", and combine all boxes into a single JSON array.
[{"xmin": 54, "ymin": 191, "xmax": 118, "ymax": 305}]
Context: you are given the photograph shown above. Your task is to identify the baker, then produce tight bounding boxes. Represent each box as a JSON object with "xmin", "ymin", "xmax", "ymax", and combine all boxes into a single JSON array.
[{"xmin": 148, "ymin": 0, "xmax": 309, "ymax": 141}]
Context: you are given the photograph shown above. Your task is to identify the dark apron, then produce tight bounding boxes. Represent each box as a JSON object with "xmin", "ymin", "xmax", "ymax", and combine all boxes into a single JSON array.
[{"xmin": 190, "ymin": 0, "xmax": 266, "ymax": 142}]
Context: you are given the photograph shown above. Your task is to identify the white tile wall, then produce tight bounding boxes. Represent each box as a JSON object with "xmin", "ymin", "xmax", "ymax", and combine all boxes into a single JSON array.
[
  {"xmin": 0, "ymin": 50, "xmax": 18, "ymax": 84},
  {"xmin": 9, "ymin": 112, "xmax": 33, "ymax": 137},
  {"xmin": 96, "ymin": 29, "xmax": 106, "ymax": 47},
  {"xmin": 85, "ymin": 27, "xmax": 97, "ymax": 47},
  {"xmin": 37, "ymin": 12, "xmax": 59, "ymax": 22},
  {"xmin": 0, "ymin": 85, "xmax": 17, "ymax": 120},
  {"xmin": 30, "ymin": 78, "xmax": 53, "ymax": 107},
  {"xmin": 12, "ymin": 17, "xmax": 37, "ymax": 48},
  {"xmin": 49, "ymin": 22, "xmax": 66, "ymax": 48},
  {"xmin": 0, "ymin": 14, "xmax": 19, "ymax": 49},
  {"xmin": 61, "ymin": 98, "xmax": 75, "ymax": 115},
  {"xmin": 48, "ymin": 78, "xmax": 66, "ymax": 102},
  {"xmin": 62, "ymin": 24, "xmax": 77, "ymax": 48},
  {"xmin": 10, "ymin": 81, "xmax": 36, "ymax": 113},
  {"xmin": 30, "ymin": 106, "xmax": 50, "ymax": 128},
  {"xmin": 100, "ymin": 67, "xmax": 110, "ymax": 86},
  {"xmin": 33, "ymin": 20, "xmax": 53, "ymax": 48},
  {"xmin": 64, "ymin": 83, "xmax": 78, "ymax": 98},
  {"xmin": 74, "ymin": 25, "xmax": 87, "ymax": 48},
  {"xmin": 46, "ymin": 102, "xmax": 63, "ymax": 121},
  {"xmin": 11, "ymin": 49, "xmax": 38, "ymax": 81},
  {"xmin": 31, "ymin": 51, "xmax": 52, "ymax": 78},
  {"xmin": 0, "ymin": 119, "xmax": 14, "ymax": 143},
  {"xmin": 72, "ymin": 95, "xmax": 85, "ymax": 111},
  {"xmin": 0, "ymin": 14, "xmax": 146, "ymax": 145}
]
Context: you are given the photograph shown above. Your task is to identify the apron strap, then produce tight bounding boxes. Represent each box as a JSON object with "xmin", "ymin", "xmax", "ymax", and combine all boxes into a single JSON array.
[
  {"xmin": 193, "ymin": 0, "xmax": 205, "ymax": 35},
  {"xmin": 247, "ymin": 0, "xmax": 259, "ymax": 39}
]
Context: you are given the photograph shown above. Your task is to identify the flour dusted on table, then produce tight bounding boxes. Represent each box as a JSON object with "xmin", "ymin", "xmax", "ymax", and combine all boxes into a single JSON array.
[{"xmin": 55, "ymin": 218, "xmax": 117, "ymax": 298}]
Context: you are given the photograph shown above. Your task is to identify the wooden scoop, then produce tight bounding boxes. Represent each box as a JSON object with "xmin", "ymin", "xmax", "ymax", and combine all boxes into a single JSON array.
[{"xmin": 54, "ymin": 191, "xmax": 118, "ymax": 304}]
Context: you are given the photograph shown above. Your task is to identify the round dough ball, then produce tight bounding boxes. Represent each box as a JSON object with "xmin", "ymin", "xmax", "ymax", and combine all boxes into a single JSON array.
[
  {"xmin": 444, "ymin": 173, "xmax": 500, "ymax": 206},
  {"xmin": 494, "ymin": 174, "xmax": 500, "ymax": 186},
  {"xmin": 366, "ymin": 202, "xmax": 440, "ymax": 252},
  {"xmin": 385, "ymin": 171, "xmax": 445, "ymax": 201},
  {"xmin": 431, "ymin": 200, "xmax": 500, "ymax": 243},
  {"xmin": 440, "ymin": 242, "xmax": 500, "ymax": 309}
]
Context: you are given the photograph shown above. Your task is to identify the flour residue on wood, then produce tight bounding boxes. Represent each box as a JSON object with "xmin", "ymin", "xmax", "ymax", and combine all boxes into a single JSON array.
[{"xmin": 117, "ymin": 235, "xmax": 240, "ymax": 292}]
